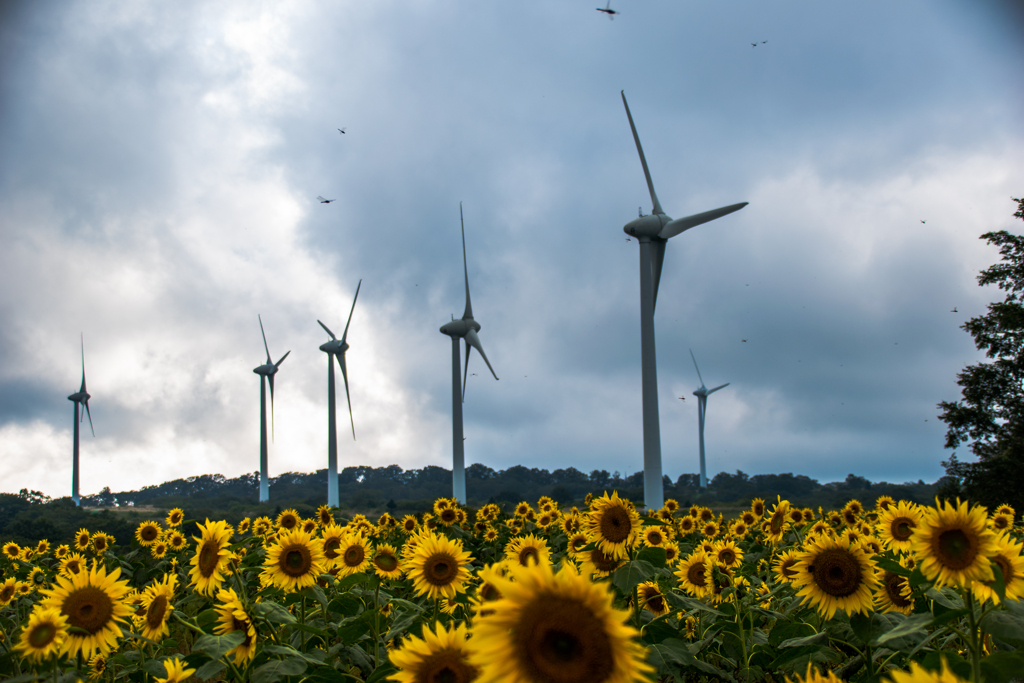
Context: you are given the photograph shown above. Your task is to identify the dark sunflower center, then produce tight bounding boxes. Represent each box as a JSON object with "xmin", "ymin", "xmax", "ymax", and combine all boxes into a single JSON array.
[
  {"xmin": 344, "ymin": 545, "xmax": 365, "ymax": 567},
  {"xmin": 198, "ymin": 542, "xmax": 221, "ymax": 577},
  {"xmin": 375, "ymin": 553, "xmax": 398, "ymax": 572},
  {"xmin": 599, "ymin": 507, "xmax": 632, "ymax": 543},
  {"xmin": 993, "ymin": 555, "xmax": 1013, "ymax": 582},
  {"xmin": 62, "ymin": 585, "xmax": 114, "ymax": 634},
  {"xmin": 516, "ymin": 595, "xmax": 614, "ymax": 683},
  {"xmin": 891, "ymin": 518, "xmax": 915, "ymax": 541},
  {"xmin": 480, "ymin": 583, "xmax": 501, "ymax": 602},
  {"xmin": 141, "ymin": 526, "xmax": 159, "ymax": 542},
  {"xmin": 810, "ymin": 548, "xmax": 863, "ymax": 597},
  {"xmin": 720, "ymin": 549, "xmax": 735, "ymax": 565},
  {"xmin": 423, "ymin": 650, "xmax": 477, "ymax": 683},
  {"xmin": 28, "ymin": 622, "xmax": 57, "ymax": 648},
  {"xmin": 323, "ymin": 538, "xmax": 341, "ymax": 560},
  {"xmin": 781, "ymin": 558, "xmax": 799, "ymax": 579},
  {"xmin": 643, "ymin": 588, "xmax": 665, "ymax": 613},
  {"xmin": 884, "ymin": 572, "xmax": 912, "ymax": 608},
  {"xmin": 425, "ymin": 553, "xmax": 458, "ymax": 586},
  {"xmin": 232, "ymin": 618, "xmax": 254, "ymax": 649},
  {"xmin": 94, "ymin": 538, "xmax": 107, "ymax": 551},
  {"xmin": 441, "ymin": 509, "xmax": 458, "ymax": 523},
  {"xmin": 770, "ymin": 512, "xmax": 785, "ymax": 534},
  {"xmin": 405, "ymin": 520, "xmax": 416, "ymax": 531},
  {"xmin": 281, "ymin": 545, "xmax": 312, "ymax": 576},
  {"xmin": 1, "ymin": 586, "xmax": 15, "ymax": 601},
  {"xmin": 519, "ymin": 547, "xmax": 540, "ymax": 566},
  {"xmin": 994, "ymin": 517, "xmax": 1009, "ymax": 530},
  {"xmin": 687, "ymin": 563, "xmax": 706, "ymax": 587},
  {"xmin": 648, "ymin": 531, "xmax": 663, "ymax": 545},
  {"xmin": 67, "ymin": 560, "xmax": 82, "ymax": 574},
  {"xmin": 147, "ymin": 595, "xmax": 168, "ymax": 629},
  {"xmin": 936, "ymin": 529, "xmax": 975, "ymax": 569},
  {"xmin": 590, "ymin": 549, "xmax": 620, "ymax": 573},
  {"xmin": 281, "ymin": 516, "xmax": 297, "ymax": 530}
]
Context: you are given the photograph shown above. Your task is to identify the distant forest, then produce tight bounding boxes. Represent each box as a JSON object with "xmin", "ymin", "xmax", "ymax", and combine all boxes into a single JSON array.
[{"xmin": 1, "ymin": 464, "xmax": 945, "ymax": 549}]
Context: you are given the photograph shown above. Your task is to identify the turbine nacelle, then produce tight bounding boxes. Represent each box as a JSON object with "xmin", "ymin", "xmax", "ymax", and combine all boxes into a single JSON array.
[
  {"xmin": 319, "ymin": 339, "xmax": 349, "ymax": 355},
  {"xmin": 440, "ymin": 318, "xmax": 481, "ymax": 338},
  {"xmin": 623, "ymin": 214, "xmax": 669, "ymax": 239},
  {"xmin": 67, "ymin": 390, "xmax": 90, "ymax": 403},
  {"xmin": 253, "ymin": 362, "xmax": 280, "ymax": 377}
]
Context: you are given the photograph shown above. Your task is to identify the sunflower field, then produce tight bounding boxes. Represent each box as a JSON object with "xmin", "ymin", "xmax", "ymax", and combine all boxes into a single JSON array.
[{"xmin": 1, "ymin": 492, "xmax": 1023, "ymax": 683}]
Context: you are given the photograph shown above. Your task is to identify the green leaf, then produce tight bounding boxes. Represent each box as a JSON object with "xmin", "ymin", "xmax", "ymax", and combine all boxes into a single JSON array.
[
  {"xmin": 255, "ymin": 600, "xmax": 297, "ymax": 624},
  {"xmin": 663, "ymin": 590, "xmax": 725, "ymax": 616},
  {"xmin": 646, "ymin": 637, "xmax": 693, "ymax": 672},
  {"xmin": 925, "ymin": 586, "xmax": 963, "ymax": 610},
  {"xmin": 873, "ymin": 613, "xmax": 933, "ymax": 647},
  {"xmin": 779, "ymin": 631, "xmax": 827, "ymax": 648},
  {"xmin": 291, "ymin": 622, "xmax": 331, "ymax": 638},
  {"xmin": 875, "ymin": 556, "xmax": 911, "ymax": 577},
  {"xmin": 980, "ymin": 651, "xmax": 1024, "ymax": 683},
  {"xmin": 642, "ymin": 618, "xmax": 682, "ymax": 645},
  {"xmin": 635, "ymin": 546, "xmax": 668, "ymax": 568},
  {"xmin": 192, "ymin": 631, "xmax": 246, "ymax": 660},
  {"xmin": 196, "ymin": 608, "xmax": 219, "ymax": 629},
  {"xmin": 193, "ymin": 659, "xmax": 227, "ymax": 681},
  {"xmin": 263, "ymin": 644, "xmax": 330, "ymax": 666},
  {"xmin": 344, "ymin": 644, "xmax": 375, "ymax": 672},
  {"xmin": 144, "ymin": 659, "xmax": 170, "ymax": 677},
  {"xmin": 768, "ymin": 621, "xmax": 817, "ymax": 648},
  {"xmin": 2, "ymin": 674, "xmax": 45, "ymax": 683},
  {"xmin": 336, "ymin": 573, "xmax": 371, "ymax": 590},
  {"xmin": 367, "ymin": 664, "xmax": 399, "ymax": 683},
  {"xmin": 302, "ymin": 584, "xmax": 329, "ymax": 609},
  {"xmin": 251, "ymin": 658, "xmax": 308, "ymax": 683},
  {"xmin": 989, "ymin": 559, "xmax": 1007, "ymax": 603},
  {"xmin": 328, "ymin": 594, "xmax": 364, "ymax": 618},
  {"xmin": 612, "ymin": 559, "xmax": 658, "ymax": 594},
  {"xmin": 980, "ymin": 611, "xmax": 1024, "ymax": 649}
]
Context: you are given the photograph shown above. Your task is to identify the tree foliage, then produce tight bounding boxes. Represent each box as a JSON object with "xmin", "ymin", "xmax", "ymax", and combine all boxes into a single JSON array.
[{"xmin": 938, "ymin": 197, "xmax": 1024, "ymax": 511}]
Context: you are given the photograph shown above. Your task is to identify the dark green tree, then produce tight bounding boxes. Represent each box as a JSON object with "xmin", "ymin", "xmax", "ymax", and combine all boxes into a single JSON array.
[{"xmin": 938, "ymin": 197, "xmax": 1024, "ymax": 513}]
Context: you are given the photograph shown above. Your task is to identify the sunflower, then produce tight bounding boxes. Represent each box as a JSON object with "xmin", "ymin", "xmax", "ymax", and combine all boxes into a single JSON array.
[
  {"xmin": 731, "ymin": 521, "xmax": 749, "ymax": 537},
  {"xmin": 401, "ymin": 515, "xmax": 419, "ymax": 533},
  {"xmin": 28, "ymin": 567, "xmax": 48, "ymax": 590},
  {"xmin": 276, "ymin": 509, "xmax": 300, "ymax": 531},
  {"xmin": 335, "ymin": 533, "xmax": 372, "ymax": 577},
  {"xmin": 262, "ymin": 528, "xmax": 326, "ymax": 592},
  {"xmin": 35, "ymin": 539, "xmax": 50, "ymax": 555},
  {"xmin": 252, "ymin": 516, "xmax": 273, "ymax": 537},
  {"xmin": 764, "ymin": 498, "xmax": 791, "ymax": 545},
  {"xmin": 663, "ymin": 498, "xmax": 680, "ymax": 514},
  {"xmin": 320, "ymin": 523, "xmax": 345, "ymax": 563},
  {"xmin": 642, "ymin": 525, "xmax": 669, "ymax": 547},
  {"xmin": 372, "ymin": 544, "xmax": 403, "ymax": 579},
  {"xmin": 677, "ymin": 516, "xmax": 696, "ymax": 535},
  {"xmin": 74, "ymin": 529, "xmax": 91, "ymax": 551},
  {"xmin": 89, "ymin": 653, "xmax": 107, "ymax": 680},
  {"xmin": 912, "ymin": 498, "xmax": 996, "ymax": 588},
  {"xmin": 989, "ymin": 511, "xmax": 1014, "ymax": 533},
  {"xmin": 188, "ymin": 519, "xmax": 234, "ymax": 596},
  {"xmin": 214, "ymin": 588, "xmax": 258, "ymax": 667},
  {"xmin": 875, "ymin": 495, "xmax": 896, "ymax": 512},
  {"xmin": 586, "ymin": 492, "xmax": 641, "ymax": 560},
  {"xmin": 995, "ymin": 503, "xmax": 1015, "ymax": 518},
  {"xmin": 17, "ymin": 580, "xmax": 32, "ymax": 595},
  {"xmin": 390, "ymin": 621, "xmax": 478, "ymax": 683},
  {"xmin": 636, "ymin": 581, "xmax": 670, "ymax": 616},
  {"xmin": 408, "ymin": 533, "xmax": 474, "ymax": 600},
  {"xmin": 439, "ymin": 507, "xmax": 460, "ymax": 526},
  {"xmin": 971, "ymin": 531, "xmax": 1024, "ymax": 604},
  {"xmin": 150, "ymin": 541, "xmax": 168, "ymax": 559},
  {"xmin": 301, "ymin": 518, "xmax": 318, "ymax": 535},
  {"xmin": 15, "ymin": 607, "xmax": 68, "ymax": 662},
  {"xmin": 135, "ymin": 521, "xmax": 162, "ymax": 547},
  {"xmin": 702, "ymin": 521, "xmax": 720, "ymax": 538},
  {"xmin": 0, "ymin": 578, "xmax": 18, "ymax": 606},
  {"xmin": 165, "ymin": 530, "xmax": 187, "ymax": 552},
  {"xmin": 40, "ymin": 562, "xmax": 132, "ymax": 658},
  {"xmin": 663, "ymin": 541, "xmax": 680, "ymax": 566},
  {"xmin": 803, "ymin": 508, "xmax": 816, "ymax": 523},
  {"xmin": 60, "ymin": 552, "xmax": 87, "ymax": 578},
  {"xmin": 874, "ymin": 564, "xmax": 914, "ymax": 615},
  {"xmin": 139, "ymin": 574, "xmax": 176, "ymax": 641},
  {"xmin": 713, "ymin": 539, "xmax": 743, "ymax": 569},
  {"xmin": 472, "ymin": 562, "xmax": 509, "ymax": 618},
  {"xmin": 468, "ymin": 560, "xmax": 654, "ymax": 683},
  {"xmin": 875, "ymin": 501, "xmax": 922, "ymax": 553},
  {"xmin": 791, "ymin": 536, "xmax": 878, "ymax": 619},
  {"xmin": 154, "ymin": 657, "xmax": 197, "ymax": 683},
  {"xmin": 90, "ymin": 532, "xmax": 112, "ymax": 554},
  {"xmin": 237, "ymin": 518, "xmax": 250, "ymax": 534},
  {"xmin": 483, "ymin": 527, "xmax": 499, "ymax": 542},
  {"xmin": 785, "ymin": 663, "xmax": 844, "ymax": 683},
  {"xmin": 505, "ymin": 534, "xmax": 551, "ymax": 568},
  {"xmin": 675, "ymin": 551, "xmax": 711, "ymax": 598},
  {"xmin": 54, "ymin": 544, "xmax": 70, "ymax": 560},
  {"xmin": 165, "ymin": 508, "xmax": 184, "ymax": 527},
  {"xmin": 576, "ymin": 546, "xmax": 625, "ymax": 579},
  {"xmin": 881, "ymin": 658, "xmax": 967, "ymax": 683},
  {"xmin": 750, "ymin": 498, "xmax": 766, "ymax": 518}
]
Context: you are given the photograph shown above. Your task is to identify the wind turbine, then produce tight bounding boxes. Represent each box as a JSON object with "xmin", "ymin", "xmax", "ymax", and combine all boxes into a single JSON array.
[
  {"xmin": 253, "ymin": 315, "xmax": 290, "ymax": 503},
  {"xmin": 439, "ymin": 203, "xmax": 498, "ymax": 504},
  {"xmin": 67, "ymin": 334, "xmax": 94, "ymax": 507},
  {"xmin": 690, "ymin": 350, "xmax": 729, "ymax": 489},
  {"xmin": 619, "ymin": 90, "xmax": 747, "ymax": 510},
  {"xmin": 318, "ymin": 280, "xmax": 361, "ymax": 508}
]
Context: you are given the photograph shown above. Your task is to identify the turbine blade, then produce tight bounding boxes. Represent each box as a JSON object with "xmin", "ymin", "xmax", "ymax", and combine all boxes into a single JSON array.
[
  {"xmin": 341, "ymin": 279, "xmax": 362, "ymax": 344},
  {"xmin": 84, "ymin": 400, "xmax": 94, "ymax": 437},
  {"xmin": 621, "ymin": 91, "xmax": 664, "ymax": 216},
  {"xmin": 259, "ymin": 314, "xmax": 271, "ymax": 363},
  {"xmin": 268, "ymin": 373, "xmax": 276, "ymax": 442},
  {"xmin": 80, "ymin": 334, "xmax": 87, "ymax": 393},
  {"xmin": 651, "ymin": 239, "xmax": 666, "ymax": 312},
  {"xmin": 659, "ymin": 202, "xmax": 748, "ymax": 239},
  {"xmin": 275, "ymin": 350, "xmax": 291, "ymax": 368},
  {"xmin": 318, "ymin": 320, "xmax": 337, "ymax": 340},
  {"xmin": 708, "ymin": 382, "xmax": 730, "ymax": 394},
  {"xmin": 462, "ymin": 338, "xmax": 472, "ymax": 402},
  {"xmin": 461, "ymin": 203, "xmax": 473, "ymax": 320},
  {"xmin": 689, "ymin": 349, "xmax": 705, "ymax": 388},
  {"xmin": 339, "ymin": 354, "xmax": 355, "ymax": 440},
  {"xmin": 465, "ymin": 329, "xmax": 498, "ymax": 381}
]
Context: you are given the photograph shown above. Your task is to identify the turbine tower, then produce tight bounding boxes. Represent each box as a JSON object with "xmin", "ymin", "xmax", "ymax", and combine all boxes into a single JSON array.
[
  {"xmin": 68, "ymin": 334, "xmax": 94, "ymax": 507},
  {"xmin": 318, "ymin": 280, "xmax": 361, "ymax": 508},
  {"xmin": 690, "ymin": 349, "xmax": 729, "ymax": 489},
  {"xmin": 439, "ymin": 203, "xmax": 498, "ymax": 504},
  {"xmin": 619, "ymin": 90, "xmax": 747, "ymax": 510},
  {"xmin": 253, "ymin": 315, "xmax": 290, "ymax": 503}
]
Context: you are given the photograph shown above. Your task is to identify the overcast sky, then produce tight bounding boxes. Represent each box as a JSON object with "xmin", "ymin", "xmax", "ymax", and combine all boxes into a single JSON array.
[{"xmin": 1, "ymin": 1, "xmax": 1022, "ymax": 500}]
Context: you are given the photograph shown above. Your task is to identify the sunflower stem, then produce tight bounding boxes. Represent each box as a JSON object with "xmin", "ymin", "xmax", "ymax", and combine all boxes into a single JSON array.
[
  {"xmin": 965, "ymin": 589, "xmax": 982, "ymax": 683},
  {"xmin": 373, "ymin": 577, "xmax": 381, "ymax": 668},
  {"xmin": 300, "ymin": 596, "xmax": 307, "ymax": 651}
]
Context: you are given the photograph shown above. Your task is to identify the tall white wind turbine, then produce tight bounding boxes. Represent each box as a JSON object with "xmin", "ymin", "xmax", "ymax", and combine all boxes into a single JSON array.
[
  {"xmin": 690, "ymin": 349, "xmax": 729, "ymax": 489},
  {"xmin": 254, "ymin": 315, "xmax": 290, "ymax": 503},
  {"xmin": 318, "ymin": 280, "xmax": 361, "ymax": 508},
  {"xmin": 67, "ymin": 334, "xmax": 94, "ymax": 507},
  {"xmin": 440, "ymin": 203, "xmax": 498, "ymax": 505},
  {"xmin": 620, "ymin": 90, "xmax": 747, "ymax": 510}
]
